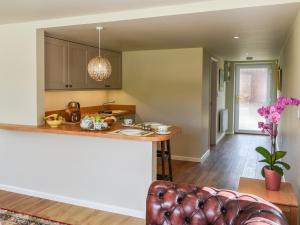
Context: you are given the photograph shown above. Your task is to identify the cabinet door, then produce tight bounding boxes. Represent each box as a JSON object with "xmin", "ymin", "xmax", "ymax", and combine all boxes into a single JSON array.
[
  {"xmin": 103, "ymin": 50, "xmax": 122, "ymax": 89},
  {"xmin": 45, "ymin": 37, "xmax": 68, "ymax": 90},
  {"xmin": 86, "ymin": 46, "xmax": 105, "ymax": 89},
  {"xmin": 68, "ymin": 42, "xmax": 88, "ymax": 89}
]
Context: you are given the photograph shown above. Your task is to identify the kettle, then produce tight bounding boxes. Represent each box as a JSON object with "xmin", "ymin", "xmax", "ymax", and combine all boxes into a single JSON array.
[
  {"xmin": 65, "ymin": 101, "xmax": 81, "ymax": 123},
  {"xmin": 68, "ymin": 101, "xmax": 80, "ymax": 109}
]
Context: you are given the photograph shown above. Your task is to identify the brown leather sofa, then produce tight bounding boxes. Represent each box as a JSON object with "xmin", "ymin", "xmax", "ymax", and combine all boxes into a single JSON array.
[{"xmin": 146, "ymin": 181, "xmax": 288, "ymax": 225}]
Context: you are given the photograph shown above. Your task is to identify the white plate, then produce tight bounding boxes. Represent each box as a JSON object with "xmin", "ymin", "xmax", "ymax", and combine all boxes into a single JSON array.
[
  {"xmin": 119, "ymin": 129, "xmax": 145, "ymax": 136},
  {"xmin": 156, "ymin": 131, "xmax": 172, "ymax": 135}
]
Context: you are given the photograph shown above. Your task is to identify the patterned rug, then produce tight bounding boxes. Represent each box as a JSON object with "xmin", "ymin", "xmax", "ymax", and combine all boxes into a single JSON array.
[{"xmin": 0, "ymin": 208, "xmax": 70, "ymax": 225}]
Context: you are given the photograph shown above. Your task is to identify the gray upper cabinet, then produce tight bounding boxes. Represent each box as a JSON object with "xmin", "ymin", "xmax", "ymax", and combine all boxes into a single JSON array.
[
  {"xmin": 45, "ymin": 37, "xmax": 122, "ymax": 90},
  {"xmin": 103, "ymin": 50, "xmax": 122, "ymax": 89},
  {"xmin": 68, "ymin": 42, "xmax": 87, "ymax": 89},
  {"xmin": 45, "ymin": 37, "xmax": 68, "ymax": 90}
]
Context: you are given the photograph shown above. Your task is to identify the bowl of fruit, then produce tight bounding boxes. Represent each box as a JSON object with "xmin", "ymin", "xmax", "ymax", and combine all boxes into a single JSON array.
[
  {"xmin": 44, "ymin": 114, "xmax": 63, "ymax": 128},
  {"xmin": 103, "ymin": 116, "xmax": 117, "ymax": 126}
]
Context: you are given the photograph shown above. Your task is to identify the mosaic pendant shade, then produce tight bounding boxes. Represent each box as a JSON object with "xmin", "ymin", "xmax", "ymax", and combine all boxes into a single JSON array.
[
  {"xmin": 88, "ymin": 27, "xmax": 112, "ymax": 81},
  {"xmin": 88, "ymin": 56, "xmax": 112, "ymax": 81}
]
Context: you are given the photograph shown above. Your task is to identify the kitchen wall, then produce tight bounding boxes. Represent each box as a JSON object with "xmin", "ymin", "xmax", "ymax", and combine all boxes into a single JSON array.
[
  {"xmin": 109, "ymin": 48, "xmax": 205, "ymax": 160},
  {"xmin": 279, "ymin": 10, "xmax": 300, "ymax": 199},
  {"xmin": 45, "ymin": 90, "xmax": 108, "ymax": 111}
]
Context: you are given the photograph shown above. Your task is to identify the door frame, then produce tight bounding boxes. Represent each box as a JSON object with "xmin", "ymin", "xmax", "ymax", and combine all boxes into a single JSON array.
[
  {"xmin": 234, "ymin": 63, "xmax": 272, "ymax": 134},
  {"xmin": 209, "ymin": 57, "xmax": 219, "ymax": 145}
]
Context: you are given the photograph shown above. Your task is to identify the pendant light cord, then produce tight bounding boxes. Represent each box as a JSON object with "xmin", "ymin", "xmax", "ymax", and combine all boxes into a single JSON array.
[{"xmin": 98, "ymin": 28, "xmax": 101, "ymax": 57}]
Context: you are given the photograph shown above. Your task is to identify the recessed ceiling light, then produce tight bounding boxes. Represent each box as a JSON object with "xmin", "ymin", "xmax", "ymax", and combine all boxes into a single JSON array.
[{"xmin": 233, "ymin": 36, "xmax": 240, "ymax": 39}]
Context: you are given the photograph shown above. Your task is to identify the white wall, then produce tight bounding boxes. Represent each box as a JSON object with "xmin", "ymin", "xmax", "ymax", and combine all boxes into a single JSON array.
[
  {"xmin": 109, "ymin": 48, "xmax": 205, "ymax": 159},
  {"xmin": 279, "ymin": 11, "xmax": 300, "ymax": 199},
  {"xmin": 45, "ymin": 90, "xmax": 108, "ymax": 111},
  {"xmin": 0, "ymin": 130, "xmax": 156, "ymax": 218},
  {"xmin": 0, "ymin": 24, "xmax": 41, "ymax": 125}
]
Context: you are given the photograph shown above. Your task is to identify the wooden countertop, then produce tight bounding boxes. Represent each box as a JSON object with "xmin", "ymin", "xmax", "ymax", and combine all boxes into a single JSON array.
[{"xmin": 0, "ymin": 123, "xmax": 181, "ymax": 142}]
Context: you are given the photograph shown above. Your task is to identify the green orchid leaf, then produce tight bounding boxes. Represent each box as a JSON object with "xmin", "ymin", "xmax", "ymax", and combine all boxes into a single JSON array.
[
  {"xmin": 261, "ymin": 167, "xmax": 266, "ymax": 178},
  {"xmin": 271, "ymin": 154, "xmax": 276, "ymax": 164},
  {"xmin": 259, "ymin": 159, "xmax": 271, "ymax": 165},
  {"xmin": 275, "ymin": 161, "xmax": 291, "ymax": 170},
  {"xmin": 273, "ymin": 165, "xmax": 284, "ymax": 176},
  {"xmin": 275, "ymin": 151, "xmax": 287, "ymax": 160},
  {"xmin": 256, "ymin": 147, "xmax": 272, "ymax": 163}
]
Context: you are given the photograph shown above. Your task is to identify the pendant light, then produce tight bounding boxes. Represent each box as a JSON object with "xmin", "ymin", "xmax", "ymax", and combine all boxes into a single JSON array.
[{"xmin": 88, "ymin": 26, "xmax": 112, "ymax": 81}]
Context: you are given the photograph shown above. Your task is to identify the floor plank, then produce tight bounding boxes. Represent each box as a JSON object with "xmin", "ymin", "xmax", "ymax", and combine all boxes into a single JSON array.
[
  {"xmin": 0, "ymin": 193, "xmax": 145, "ymax": 225},
  {"xmin": 160, "ymin": 134, "xmax": 268, "ymax": 190}
]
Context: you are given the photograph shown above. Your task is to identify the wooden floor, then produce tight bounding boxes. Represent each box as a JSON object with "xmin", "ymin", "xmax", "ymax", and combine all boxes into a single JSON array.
[
  {"xmin": 168, "ymin": 134, "xmax": 267, "ymax": 190},
  {"xmin": 0, "ymin": 134, "xmax": 268, "ymax": 225},
  {"xmin": 0, "ymin": 191, "xmax": 145, "ymax": 225}
]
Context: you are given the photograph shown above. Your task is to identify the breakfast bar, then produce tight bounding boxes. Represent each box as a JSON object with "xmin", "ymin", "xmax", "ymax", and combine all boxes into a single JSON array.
[{"xmin": 0, "ymin": 122, "xmax": 180, "ymax": 218}]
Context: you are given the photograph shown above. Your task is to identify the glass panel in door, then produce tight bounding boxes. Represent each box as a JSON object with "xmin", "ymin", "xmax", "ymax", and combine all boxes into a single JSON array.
[{"xmin": 235, "ymin": 64, "xmax": 272, "ymax": 133}]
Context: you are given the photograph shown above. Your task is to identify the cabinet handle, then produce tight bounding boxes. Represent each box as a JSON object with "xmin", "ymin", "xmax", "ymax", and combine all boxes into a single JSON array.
[
  {"xmin": 69, "ymin": 84, "xmax": 73, "ymax": 88},
  {"xmin": 65, "ymin": 84, "xmax": 69, "ymax": 88},
  {"xmin": 105, "ymin": 84, "xmax": 111, "ymax": 88}
]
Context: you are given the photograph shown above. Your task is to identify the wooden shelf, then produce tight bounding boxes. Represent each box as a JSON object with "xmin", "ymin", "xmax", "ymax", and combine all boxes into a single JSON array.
[{"xmin": 238, "ymin": 177, "xmax": 299, "ymax": 225}]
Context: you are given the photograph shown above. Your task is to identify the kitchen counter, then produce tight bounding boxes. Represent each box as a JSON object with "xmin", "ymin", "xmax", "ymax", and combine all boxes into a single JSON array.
[
  {"xmin": 0, "ymin": 123, "xmax": 180, "ymax": 142},
  {"xmin": 0, "ymin": 104, "xmax": 180, "ymax": 218}
]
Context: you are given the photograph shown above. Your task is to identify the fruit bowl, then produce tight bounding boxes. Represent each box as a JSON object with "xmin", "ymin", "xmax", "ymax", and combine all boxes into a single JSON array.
[
  {"xmin": 103, "ymin": 118, "xmax": 115, "ymax": 126},
  {"xmin": 46, "ymin": 119, "xmax": 63, "ymax": 128},
  {"xmin": 44, "ymin": 114, "xmax": 63, "ymax": 128}
]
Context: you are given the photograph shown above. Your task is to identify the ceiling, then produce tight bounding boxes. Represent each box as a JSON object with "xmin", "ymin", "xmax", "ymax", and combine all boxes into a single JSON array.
[
  {"xmin": 45, "ymin": 3, "xmax": 300, "ymax": 61},
  {"xmin": 0, "ymin": 0, "xmax": 213, "ymax": 25}
]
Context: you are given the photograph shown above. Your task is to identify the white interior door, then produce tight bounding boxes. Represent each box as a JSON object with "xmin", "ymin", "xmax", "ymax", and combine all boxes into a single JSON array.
[{"xmin": 235, "ymin": 64, "xmax": 272, "ymax": 134}]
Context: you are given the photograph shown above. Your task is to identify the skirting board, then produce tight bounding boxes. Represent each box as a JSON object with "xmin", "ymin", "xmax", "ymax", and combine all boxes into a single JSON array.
[
  {"xmin": 216, "ymin": 133, "xmax": 226, "ymax": 144},
  {"xmin": 172, "ymin": 149, "xmax": 210, "ymax": 164},
  {"xmin": 0, "ymin": 183, "xmax": 144, "ymax": 219}
]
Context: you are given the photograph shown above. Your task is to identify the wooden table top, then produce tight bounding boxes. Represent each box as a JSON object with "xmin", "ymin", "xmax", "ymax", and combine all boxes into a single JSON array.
[
  {"xmin": 238, "ymin": 177, "xmax": 299, "ymax": 207},
  {"xmin": 0, "ymin": 122, "xmax": 181, "ymax": 142}
]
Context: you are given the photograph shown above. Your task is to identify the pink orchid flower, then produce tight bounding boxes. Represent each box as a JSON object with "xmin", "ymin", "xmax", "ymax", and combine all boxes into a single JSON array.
[{"xmin": 257, "ymin": 96, "xmax": 300, "ymax": 138}]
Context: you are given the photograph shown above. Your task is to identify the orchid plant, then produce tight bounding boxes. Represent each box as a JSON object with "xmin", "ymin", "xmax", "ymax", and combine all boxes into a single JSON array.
[{"xmin": 256, "ymin": 96, "xmax": 300, "ymax": 177}]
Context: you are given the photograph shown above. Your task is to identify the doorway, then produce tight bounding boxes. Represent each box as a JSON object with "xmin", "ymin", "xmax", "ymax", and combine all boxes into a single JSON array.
[
  {"xmin": 234, "ymin": 64, "xmax": 272, "ymax": 134},
  {"xmin": 209, "ymin": 58, "xmax": 218, "ymax": 145}
]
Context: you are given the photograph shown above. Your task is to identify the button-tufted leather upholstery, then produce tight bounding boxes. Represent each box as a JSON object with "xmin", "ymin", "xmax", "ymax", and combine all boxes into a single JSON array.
[{"xmin": 146, "ymin": 181, "xmax": 288, "ymax": 225}]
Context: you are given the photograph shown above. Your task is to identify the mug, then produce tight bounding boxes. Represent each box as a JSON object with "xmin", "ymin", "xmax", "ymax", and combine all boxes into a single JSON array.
[
  {"xmin": 124, "ymin": 118, "xmax": 133, "ymax": 126},
  {"xmin": 157, "ymin": 125, "xmax": 170, "ymax": 133}
]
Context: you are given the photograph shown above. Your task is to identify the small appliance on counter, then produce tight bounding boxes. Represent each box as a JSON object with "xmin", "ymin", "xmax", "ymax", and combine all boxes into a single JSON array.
[{"xmin": 65, "ymin": 101, "xmax": 81, "ymax": 123}]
